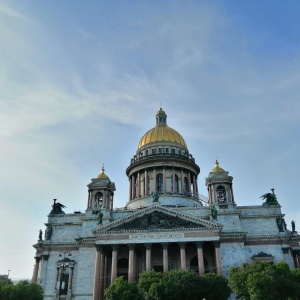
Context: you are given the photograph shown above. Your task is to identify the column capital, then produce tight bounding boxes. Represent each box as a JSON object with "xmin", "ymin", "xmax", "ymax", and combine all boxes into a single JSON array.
[
  {"xmin": 145, "ymin": 243, "xmax": 152, "ymax": 249},
  {"xmin": 111, "ymin": 244, "xmax": 119, "ymax": 251},
  {"xmin": 213, "ymin": 241, "xmax": 220, "ymax": 248},
  {"xmin": 95, "ymin": 245, "xmax": 104, "ymax": 252},
  {"xmin": 128, "ymin": 243, "xmax": 136, "ymax": 250},
  {"xmin": 196, "ymin": 241, "xmax": 203, "ymax": 248},
  {"xmin": 178, "ymin": 242, "xmax": 186, "ymax": 249},
  {"xmin": 161, "ymin": 243, "xmax": 169, "ymax": 249}
]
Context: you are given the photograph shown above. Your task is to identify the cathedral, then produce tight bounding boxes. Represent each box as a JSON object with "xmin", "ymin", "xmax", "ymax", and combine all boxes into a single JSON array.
[{"xmin": 32, "ymin": 108, "xmax": 300, "ymax": 300}]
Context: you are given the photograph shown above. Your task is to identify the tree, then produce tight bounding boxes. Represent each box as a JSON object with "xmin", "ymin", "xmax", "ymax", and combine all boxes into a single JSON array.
[
  {"xmin": 0, "ymin": 280, "xmax": 43, "ymax": 300},
  {"xmin": 202, "ymin": 273, "xmax": 231, "ymax": 300},
  {"xmin": 138, "ymin": 270, "xmax": 163, "ymax": 300},
  {"xmin": 148, "ymin": 270, "xmax": 206, "ymax": 300},
  {"xmin": 105, "ymin": 276, "xmax": 142, "ymax": 300},
  {"xmin": 229, "ymin": 261, "xmax": 298, "ymax": 300}
]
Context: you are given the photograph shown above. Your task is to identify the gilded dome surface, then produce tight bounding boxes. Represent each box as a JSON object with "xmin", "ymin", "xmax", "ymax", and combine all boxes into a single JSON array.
[
  {"xmin": 138, "ymin": 125, "xmax": 187, "ymax": 149},
  {"xmin": 96, "ymin": 166, "xmax": 109, "ymax": 179},
  {"xmin": 138, "ymin": 108, "xmax": 187, "ymax": 149},
  {"xmin": 211, "ymin": 160, "xmax": 225, "ymax": 173}
]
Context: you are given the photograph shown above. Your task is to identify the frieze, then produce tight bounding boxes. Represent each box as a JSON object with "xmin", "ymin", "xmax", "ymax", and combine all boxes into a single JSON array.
[
  {"xmin": 108, "ymin": 211, "xmax": 205, "ymax": 231},
  {"xmin": 129, "ymin": 233, "xmax": 184, "ymax": 240}
]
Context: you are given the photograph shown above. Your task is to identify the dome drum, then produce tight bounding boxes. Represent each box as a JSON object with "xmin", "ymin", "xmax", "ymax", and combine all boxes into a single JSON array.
[
  {"xmin": 126, "ymin": 152, "xmax": 200, "ymax": 177},
  {"xmin": 126, "ymin": 195, "xmax": 202, "ymax": 209}
]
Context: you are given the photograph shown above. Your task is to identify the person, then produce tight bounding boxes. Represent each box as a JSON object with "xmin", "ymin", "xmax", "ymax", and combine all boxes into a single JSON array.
[{"xmin": 39, "ymin": 229, "xmax": 43, "ymax": 241}]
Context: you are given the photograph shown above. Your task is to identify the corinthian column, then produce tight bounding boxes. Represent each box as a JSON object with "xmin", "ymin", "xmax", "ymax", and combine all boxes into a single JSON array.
[
  {"xmin": 93, "ymin": 245, "xmax": 102, "ymax": 300},
  {"xmin": 145, "ymin": 243, "xmax": 152, "ymax": 272},
  {"xmin": 32, "ymin": 256, "xmax": 41, "ymax": 284},
  {"xmin": 111, "ymin": 245, "xmax": 118, "ymax": 283},
  {"xmin": 196, "ymin": 242, "xmax": 204, "ymax": 275},
  {"xmin": 128, "ymin": 244, "xmax": 135, "ymax": 282},
  {"xmin": 162, "ymin": 243, "xmax": 169, "ymax": 272},
  {"xmin": 214, "ymin": 241, "xmax": 223, "ymax": 274},
  {"xmin": 179, "ymin": 242, "xmax": 186, "ymax": 269}
]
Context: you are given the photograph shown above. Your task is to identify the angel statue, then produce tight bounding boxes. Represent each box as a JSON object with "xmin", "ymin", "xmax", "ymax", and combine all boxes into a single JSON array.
[{"xmin": 260, "ymin": 189, "xmax": 279, "ymax": 205}]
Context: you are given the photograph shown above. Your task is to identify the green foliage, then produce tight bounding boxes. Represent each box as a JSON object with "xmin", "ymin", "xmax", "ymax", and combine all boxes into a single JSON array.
[
  {"xmin": 107, "ymin": 270, "xmax": 231, "ymax": 300},
  {"xmin": 138, "ymin": 270, "xmax": 163, "ymax": 300},
  {"xmin": 0, "ymin": 280, "xmax": 43, "ymax": 300},
  {"xmin": 148, "ymin": 269, "xmax": 206, "ymax": 300},
  {"xmin": 105, "ymin": 276, "xmax": 142, "ymax": 300},
  {"xmin": 202, "ymin": 273, "xmax": 231, "ymax": 300},
  {"xmin": 229, "ymin": 261, "xmax": 299, "ymax": 300}
]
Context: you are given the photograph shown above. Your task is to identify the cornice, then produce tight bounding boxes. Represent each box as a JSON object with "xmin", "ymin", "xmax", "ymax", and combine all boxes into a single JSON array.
[
  {"xmin": 245, "ymin": 235, "xmax": 281, "ymax": 240},
  {"xmin": 240, "ymin": 214, "xmax": 284, "ymax": 219},
  {"xmin": 45, "ymin": 222, "xmax": 82, "ymax": 226},
  {"xmin": 81, "ymin": 217, "xmax": 99, "ymax": 221},
  {"xmin": 221, "ymin": 232, "xmax": 247, "ymax": 238}
]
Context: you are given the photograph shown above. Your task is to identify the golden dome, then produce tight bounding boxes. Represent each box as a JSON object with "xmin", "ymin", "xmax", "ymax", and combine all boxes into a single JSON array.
[
  {"xmin": 211, "ymin": 160, "xmax": 225, "ymax": 173},
  {"xmin": 138, "ymin": 108, "xmax": 187, "ymax": 149},
  {"xmin": 96, "ymin": 165, "xmax": 109, "ymax": 179}
]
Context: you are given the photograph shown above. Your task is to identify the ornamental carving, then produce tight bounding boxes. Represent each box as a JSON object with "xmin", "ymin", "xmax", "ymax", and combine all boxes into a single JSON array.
[{"xmin": 108, "ymin": 211, "xmax": 204, "ymax": 231}]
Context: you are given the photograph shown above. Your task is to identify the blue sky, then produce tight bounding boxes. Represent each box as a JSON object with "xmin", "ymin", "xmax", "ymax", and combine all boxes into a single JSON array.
[{"xmin": 1, "ymin": 0, "xmax": 300, "ymax": 279}]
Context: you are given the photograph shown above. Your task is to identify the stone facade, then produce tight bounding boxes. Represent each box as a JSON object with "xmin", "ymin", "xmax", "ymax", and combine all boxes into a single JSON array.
[{"xmin": 33, "ymin": 109, "xmax": 300, "ymax": 300}]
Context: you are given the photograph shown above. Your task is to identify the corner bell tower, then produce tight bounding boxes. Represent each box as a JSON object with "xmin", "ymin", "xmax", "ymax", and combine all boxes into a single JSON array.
[
  {"xmin": 205, "ymin": 160, "xmax": 235, "ymax": 206},
  {"xmin": 87, "ymin": 166, "xmax": 116, "ymax": 211}
]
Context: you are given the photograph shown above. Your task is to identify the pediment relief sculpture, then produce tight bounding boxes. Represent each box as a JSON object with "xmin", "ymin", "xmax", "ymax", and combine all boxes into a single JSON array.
[{"xmin": 108, "ymin": 211, "xmax": 204, "ymax": 231}]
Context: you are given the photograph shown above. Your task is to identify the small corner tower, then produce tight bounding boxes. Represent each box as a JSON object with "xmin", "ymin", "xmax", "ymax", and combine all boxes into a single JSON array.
[
  {"xmin": 86, "ymin": 165, "xmax": 116, "ymax": 211},
  {"xmin": 205, "ymin": 160, "xmax": 234, "ymax": 207}
]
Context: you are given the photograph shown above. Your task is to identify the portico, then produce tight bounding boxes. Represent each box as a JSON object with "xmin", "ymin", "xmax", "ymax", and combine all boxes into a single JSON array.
[{"xmin": 92, "ymin": 205, "xmax": 222, "ymax": 299}]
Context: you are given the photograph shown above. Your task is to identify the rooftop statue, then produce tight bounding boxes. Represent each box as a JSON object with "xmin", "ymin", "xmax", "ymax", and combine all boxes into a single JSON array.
[
  {"xmin": 50, "ymin": 199, "xmax": 66, "ymax": 214},
  {"xmin": 152, "ymin": 191, "xmax": 160, "ymax": 202},
  {"xmin": 260, "ymin": 188, "xmax": 279, "ymax": 205},
  {"xmin": 210, "ymin": 205, "xmax": 218, "ymax": 220}
]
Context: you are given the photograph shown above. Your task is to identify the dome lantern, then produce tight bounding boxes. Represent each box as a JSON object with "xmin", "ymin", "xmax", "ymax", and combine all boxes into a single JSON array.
[{"xmin": 156, "ymin": 107, "xmax": 167, "ymax": 125}]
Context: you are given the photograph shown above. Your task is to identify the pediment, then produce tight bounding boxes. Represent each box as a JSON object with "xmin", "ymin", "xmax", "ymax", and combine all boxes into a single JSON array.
[{"xmin": 92, "ymin": 205, "xmax": 221, "ymax": 234}]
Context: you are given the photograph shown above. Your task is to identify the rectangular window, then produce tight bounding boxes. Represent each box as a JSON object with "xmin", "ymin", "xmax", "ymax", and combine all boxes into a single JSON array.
[
  {"xmin": 171, "ymin": 149, "xmax": 175, "ymax": 154},
  {"xmin": 166, "ymin": 148, "xmax": 169, "ymax": 153},
  {"xmin": 178, "ymin": 150, "xmax": 182, "ymax": 155},
  {"xmin": 158, "ymin": 148, "xmax": 162, "ymax": 153},
  {"xmin": 59, "ymin": 273, "xmax": 69, "ymax": 295},
  {"xmin": 152, "ymin": 149, "xmax": 156, "ymax": 154}
]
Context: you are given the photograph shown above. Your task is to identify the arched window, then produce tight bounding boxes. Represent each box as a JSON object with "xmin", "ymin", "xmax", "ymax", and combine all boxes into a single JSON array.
[
  {"xmin": 95, "ymin": 192, "xmax": 103, "ymax": 208},
  {"xmin": 216, "ymin": 185, "xmax": 226, "ymax": 202},
  {"xmin": 171, "ymin": 174, "xmax": 179, "ymax": 194},
  {"xmin": 175, "ymin": 174, "xmax": 179, "ymax": 193},
  {"xmin": 147, "ymin": 176, "xmax": 150, "ymax": 195},
  {"xmin": 157, "ymin": 173, "xmax": 163, "ymax": 193},
  {"xmin": 184, "ymin": 177, "xmax": 188, "ymax": 194}
]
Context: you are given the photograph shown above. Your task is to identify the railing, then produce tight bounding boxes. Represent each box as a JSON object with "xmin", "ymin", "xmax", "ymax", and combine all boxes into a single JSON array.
[{"xmin": 129, "ymin": 153, "xmax": 197, "ymax": 166}]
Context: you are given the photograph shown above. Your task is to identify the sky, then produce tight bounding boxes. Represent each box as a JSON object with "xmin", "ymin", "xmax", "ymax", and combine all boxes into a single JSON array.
[{"xmin": 1, "ymin": 0, "xmax": 300, "ymax": 280}]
